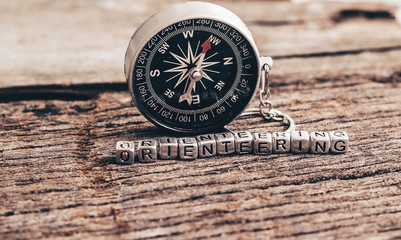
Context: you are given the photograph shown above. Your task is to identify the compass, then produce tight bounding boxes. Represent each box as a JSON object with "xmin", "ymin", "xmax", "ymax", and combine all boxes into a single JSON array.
[{"xmin": 125, "ymin": 2, "xmax": 269, "ymax": 133}]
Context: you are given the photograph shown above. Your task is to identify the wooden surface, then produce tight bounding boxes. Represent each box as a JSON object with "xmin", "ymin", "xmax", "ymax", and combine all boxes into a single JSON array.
[{"xmin": 1, "ymin": 0, "xmax": 401, "ymax": 239}]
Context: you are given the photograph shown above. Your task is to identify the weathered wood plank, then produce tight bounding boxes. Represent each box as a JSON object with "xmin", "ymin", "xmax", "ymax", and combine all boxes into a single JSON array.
[
  {"xmin": 1, "ymin": 0, "xmax": 401, "ymax": 239},
  {"xmin": 1, "ymin": 66, "xmax": 401, "ymax": 239},
  {"xmin": 1, "ymin": 0, "xmax": 400, "ymax": 88}
]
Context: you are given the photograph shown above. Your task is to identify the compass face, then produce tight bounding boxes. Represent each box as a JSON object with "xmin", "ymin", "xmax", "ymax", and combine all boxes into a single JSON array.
[{"xmin": 130, "ymin": 18, "xmax": 259, "ymax": 133}]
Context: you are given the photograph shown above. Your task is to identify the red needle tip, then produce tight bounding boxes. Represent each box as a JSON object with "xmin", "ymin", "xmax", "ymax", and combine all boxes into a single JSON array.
[{"xmin": 201, "ymin": 39, "xmax": 211, "ymax": 53}]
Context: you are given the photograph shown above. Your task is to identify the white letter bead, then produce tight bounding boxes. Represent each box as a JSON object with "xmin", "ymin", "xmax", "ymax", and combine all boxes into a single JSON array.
[
  {"xmin": 329, "ymin": 131, "xmax": 349, "ymax": 153},
  {"xmin": 290, "ymin": 131, "xmax": 310, "ymax": 153},
  {"xmin": 310, "ymin": 132, "xmax": 330, "ymax": 154},
  {"xmin": 178, "ymin": 138, "xmax": 198, "ymax": 160},
  {"xmin": 215, "ymin": 132, "xmax": 235, "ymax": 155},
  {"xmin": 196, "ymin": 134, "xmax": 217, "ymax": 158},
  {"xmin": 234, "ymin": 131, "xmax": 253, "ymax": 154},
  {"xmin": 116, "ymin": 141, "xmax": 135, "ymax": 164},
  {"xmin": 272, "ymin": 132, "xmax": 290, "ymax": 153},
  {"xmin": 137, "ymin": 140, "xmax": 158, "ymax": 162},
  {"xmin": 254, "ymin": 133, "xmax": 272, "ymax": 154},
  {"xmin": 158, "ymin": 137, "xmax": 178, "ymax": 160}
]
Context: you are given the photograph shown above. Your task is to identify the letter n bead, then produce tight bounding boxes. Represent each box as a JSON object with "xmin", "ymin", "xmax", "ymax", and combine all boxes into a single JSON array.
[
  {"xmin": 272, "ymin": 132, "xmax": 290, "ymax": 153},
  {"xmin": 137, "ymin": 140, "xmax": 158, "ymax": 163},
  {"xmin": 310, "ymin": 132, "xmax": 330, "ymax": 154},
  {"xmin": 329, "ymin": 131, "xmax": 349, "ymax": 153},
  {"xmin": 196, "ymin": 134, "xmax": 217, "ymax": 158},
  {"xmin": 116, "ymin": 141, "xmax": 135, "ymax": 164},
  {"xmin": 290, "ymin": 131, "xmax": 310, "ymax": 153}
]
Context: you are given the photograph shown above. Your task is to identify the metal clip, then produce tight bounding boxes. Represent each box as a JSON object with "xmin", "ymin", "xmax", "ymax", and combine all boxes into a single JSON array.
[{"xmin": 240, "ymin": 56, "xmax": 295, "ymax": 133}]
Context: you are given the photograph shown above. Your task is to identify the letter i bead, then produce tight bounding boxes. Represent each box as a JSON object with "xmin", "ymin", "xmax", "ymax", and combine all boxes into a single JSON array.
[
  {"xmin": 290, "ymin": 131, "xmax": 310, "ymax": 153},
  {"xmin": 116, "ymin": 141, "xmax": 135, "ymax": 164},
  {"xmin": 158, "ymin": 137, "xmax": 178, "ymax": 160}
]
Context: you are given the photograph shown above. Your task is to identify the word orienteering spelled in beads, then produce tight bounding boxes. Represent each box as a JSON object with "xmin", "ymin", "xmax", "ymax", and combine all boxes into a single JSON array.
[{"xmin": 115, "ymin": 131, "xmax": 349, "ymax": 164}]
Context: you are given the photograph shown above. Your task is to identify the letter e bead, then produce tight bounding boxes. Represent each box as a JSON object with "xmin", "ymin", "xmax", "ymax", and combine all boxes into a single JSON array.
[
  {"xmin": 116, "ymin": 141, "xmax": 135, "ymax": 164},
  {"xmin": 329, "ymin": 131, "xmax": 349, "ymax": 153},
  {"xmin": 272, "ymin": 132, "xmax": 290, "ymax": 153},
  {"xmin": 310, "ymin": 132, "xmax": 330, "ymax": 154},
  {"xmin": 234, "ymin": 131, "xmax": 253, "ymax": 154},
  {"xmin": 178, "ymin": 138, "xmax": 198, "ymax": 160},
  {"xmin": 254, "ymin": 133, "xmax": 272, "ymax": 154},
  {"xmin": 137, "ymin": 140, "xmax": 157, "ymax": 163}
]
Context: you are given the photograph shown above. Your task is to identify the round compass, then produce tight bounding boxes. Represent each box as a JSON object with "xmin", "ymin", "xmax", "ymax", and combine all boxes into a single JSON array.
[{"xmin": 125, "ymin": 2, "xmax": 262, "ymax": 133}]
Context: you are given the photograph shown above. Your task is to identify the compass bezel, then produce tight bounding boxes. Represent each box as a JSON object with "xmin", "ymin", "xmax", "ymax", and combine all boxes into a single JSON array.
[{"xmin": 125, "ymin": 2, "xmax": 260, "ymax": 133}]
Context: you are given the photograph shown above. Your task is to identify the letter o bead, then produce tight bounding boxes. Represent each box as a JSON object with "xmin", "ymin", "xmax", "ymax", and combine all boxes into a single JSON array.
[
  {"xmin": 329, "ymin": 131, "xmax": 349, "ymax": 153},
  {"xmin": 116, "ymin": 141, "xmax": 135, "ymax": 164}
]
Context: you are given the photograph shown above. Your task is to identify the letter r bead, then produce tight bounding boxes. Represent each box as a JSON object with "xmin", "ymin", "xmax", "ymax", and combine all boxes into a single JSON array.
[
  {"xmin": 329, "ymin": 131, "xmax": 349, "ymax": 153},
  {"xmin": 116, "ymin": 141, "xmax": 135, "ymax": 164},
  {"xmin": 272, "ymin": 132, "xmax": 290, "ymax": 153},
  {"xmin": 137, "ymin": 140, "xmax": 157, "ymax": 162}
]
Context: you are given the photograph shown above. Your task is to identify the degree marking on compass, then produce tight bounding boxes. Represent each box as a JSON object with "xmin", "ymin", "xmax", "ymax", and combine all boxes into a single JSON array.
[
  {"xmin": 136, "ymin": 82, "xmax": 147, "ymax": 86},
  {"xmin": 144, "ymin": 96, "xmax": 153, "ymax": 102},
  {"xmin": 225, "ymin": 27, "xmax": 231, "ymax": 35},
  {"xmin": 241, "ymin": 73, "xmax": 252, "ymax": 76},
  {"xmin": 210, "ymin": 109, "xmax": 215, "ymax": 118},
  {"xmin": 236, "ymin": 40, "xmax": 244, "ymax": 46},
  {"xmin": 137, "ymin": 65, "xmax": 146, "ymax": 68},
  {"xmin": 242, "ymin": 56, "xmax": 252, "ymax": 60},
  {"xmin": 144, "ymin": 48, "xmax": 151, "ymax": 53},
  {"xmin": 158, "ymin": 106, "xmax": 164, "ymax": 114},
  {"xmin": 225, "ymin": 100, "xmax": 232, "ymax": 107}
]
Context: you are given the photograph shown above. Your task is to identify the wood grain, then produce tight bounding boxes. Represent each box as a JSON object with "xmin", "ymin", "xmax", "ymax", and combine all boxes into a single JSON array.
[{"xmin": 1, "ymin": 0, "xmax": 401, "ymax": 239}]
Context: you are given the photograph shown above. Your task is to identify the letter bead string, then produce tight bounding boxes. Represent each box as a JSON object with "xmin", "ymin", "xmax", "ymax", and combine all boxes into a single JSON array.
[{"xmin": 115, "ymin": 131, "xmax": 349, "ymax": 164}]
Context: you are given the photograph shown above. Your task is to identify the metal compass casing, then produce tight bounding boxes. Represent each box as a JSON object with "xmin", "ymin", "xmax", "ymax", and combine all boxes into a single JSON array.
[{"xmin": 124, "ymin": 2, "xmax": 263, "ymax": 133}]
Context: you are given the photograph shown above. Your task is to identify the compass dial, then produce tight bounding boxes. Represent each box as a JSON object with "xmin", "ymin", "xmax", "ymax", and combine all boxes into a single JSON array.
[{"xmin": 128, "ymin": 18, "xmax": 259, "ymax": 133}]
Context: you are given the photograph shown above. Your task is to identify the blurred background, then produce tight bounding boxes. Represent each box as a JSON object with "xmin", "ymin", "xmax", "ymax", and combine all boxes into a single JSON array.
[{"xmin": 1, "ymin": 0, "xmax": 401, "ymax": 88}]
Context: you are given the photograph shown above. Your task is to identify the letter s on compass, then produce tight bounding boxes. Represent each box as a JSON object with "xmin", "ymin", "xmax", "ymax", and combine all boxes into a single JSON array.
[{"xmin": 125, "ymin": 2, "xmax": 261, "ymax": 133}]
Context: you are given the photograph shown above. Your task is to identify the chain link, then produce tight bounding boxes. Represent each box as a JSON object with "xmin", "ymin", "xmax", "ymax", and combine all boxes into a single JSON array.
[{"xmin": 240, "ymin": 57, "xmax": 295, "ymax": 133}]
